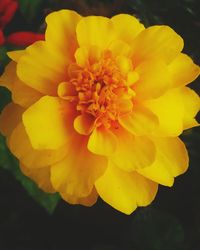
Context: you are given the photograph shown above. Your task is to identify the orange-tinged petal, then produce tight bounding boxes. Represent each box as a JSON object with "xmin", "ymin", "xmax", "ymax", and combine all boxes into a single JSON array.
[
  {"xmin": 61, "ymin": 187, "xmax": 98, "ymax": 207},
  {"xmin": 119, "ymin": 105, "xmax": 158, "ymax": 136},
  {"xmin": 22, "ymin": 96, "xmax": 75, "ymax": 150},
  {"xmin": 20, "ymin": 164, "xmax": 55, "ymax": 193},
  {"xmin": 45, "ymin": 9, "xmax": 81, "ymax": 62},
  {"xmin": 138, "ymin": 137, "xmax": 189, "ymax": 186},
  {"xmin": 111, "ymin": 14, "xmax": 145, "ymax": 44},
  {"xmin": 145, "ymin": 88, "xmax": 184, "ymax": 136},
  {"xmin": 168, "ymin": 53, "xmax": 200, "ymax": 88},
  {"xmin": 95, "ymin": 161, "xmax": 158, "ymax": 215},
  {"xmin": 88, "ymin": 126, "xmax": 117, "ymax": 156},
  {"xmin": 9, "ymin": 123, "xmax": 68, "ymax": 168},
  {"xmin": 0, "ymin": 61, "xmax": 16, "ymax": 90},
  {"xmin": 76, "ymin": 16, "xmax": 116, "ymax": 50},
  {"xmin": 75, "ymin": 47, "xmax": 89, "ymax": 67},
  {"xmin": 7, "ymin": 50, "xmax": 25, "ymax": 62},
  {"xmin": 0, "ymin": 103, "xmax": 24, "ymax": 137},
  {"xmin": 74, "ymin": 114, "xmax": 95, "ymax": 135},
  {"xmin": 51, "ymin": 136, "xmax": 107, "ymax": 198},
  {"xmin": 131, "ymin": 25, "xmax": 183, "ymax": 65},
  {"xmin": 110, "ymin": 128, "xmax": 155, "ymax": 171},
  {"xmin": 134, "ymin": 59, "xmax": 171, "ymax": 99},
  {"xmin": 17, "ymin": 41, "xmax": 68, "ymax": 95}
]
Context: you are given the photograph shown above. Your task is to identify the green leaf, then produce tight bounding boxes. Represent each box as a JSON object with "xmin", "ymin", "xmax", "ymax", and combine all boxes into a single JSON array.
[
  {"xmin": 131, "ymin": 208, "xmax": 184, "ymax": 250},
  {"xmin": 0, "ymin": 46, "xmax": 10, "ymax": 73},
  {"xmin": 18, "ymin": 0, "xmax": 43, "ymax": 21},
  {"xmin": 0, "ymin": 134, "xmax": 60, "ymax": 214}
]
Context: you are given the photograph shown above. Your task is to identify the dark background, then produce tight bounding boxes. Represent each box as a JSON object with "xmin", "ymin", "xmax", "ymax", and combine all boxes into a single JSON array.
[{"xmin": 0, "ymin": 1, "xmax": 200, "ymax": 249}]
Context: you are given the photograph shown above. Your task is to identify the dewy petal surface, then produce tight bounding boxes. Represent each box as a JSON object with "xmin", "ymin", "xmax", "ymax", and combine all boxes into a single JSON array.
[
  {"xmin": 23, "ymin": 96, "xmax": 75, "ymax": 150},
  {"xmin": 95, "ymin": 161, "xmax": 158, "ymax": 215}
]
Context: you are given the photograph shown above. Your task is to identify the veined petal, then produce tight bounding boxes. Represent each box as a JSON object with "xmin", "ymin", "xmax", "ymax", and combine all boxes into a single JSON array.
[
  {"xmin": 87, "ymin": 127, "xmax": 117, "ymax": 156},
  {"xmin": 111, "ymin": 14, "xmax": 145, "ymax": 44},
  {"xmin": 51, "ymin": 136, "xmax": 107, "ymax": 198},
  {"xmin": 134, "ymin": 59, "xmax": 171, "ymax": 99},
  {"xmin": 145, "ymin": 88, "xmax": 184, "ymax": 136},
  {"xmin": 9, "ymin": 123, "xmax": 68, "ymax": 168},
  {"xmin": 119, "ymin": 105, "xmax": 158, "ymax": 136},
  {"xmin": 45, "ymin": 9, "xmax": 81, "ymax": 61},
  {"xmin": 76, "ymin": 16, "xmax": 116, "ymax": 50},
  {"xmin": 0, "ymin": 103, "xmax": 24, "ymax": 137},
  {"xmin": 111, "ymin": 128, "xmax": 156, "ymax": 171},
  {"xmin": 20, "ymin": 164, "xmax": 55, "ymax": 193},
  {"xmin": 138, "ymin": 137, "xmax": 189, "ymax": 186},
  {"xmin": 22, "ymin": 96, "xmax": 75, "ymax": 150},
  {"xmin": 168, "ymin": 53, "xmax": 200, "ymax": 88},
  {"xmin": 61, "ymin": 187, "xmax": 98, "ymax": 207},
  {"xmin": 17, "ymin": 41, "xmax": 69, "ymax": 95},
  {"xmin": 95, "ymin": 162, "xmax": 158, "ymax": 215},
  {"xmin": 131, "ymin": 25, "xmax": 184, "ymax": 65}
]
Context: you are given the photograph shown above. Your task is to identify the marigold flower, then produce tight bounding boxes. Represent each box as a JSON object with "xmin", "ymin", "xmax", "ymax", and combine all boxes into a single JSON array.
[{"xmin": 0, "ymin": 10, "xmax": 199, "ymax": 214}]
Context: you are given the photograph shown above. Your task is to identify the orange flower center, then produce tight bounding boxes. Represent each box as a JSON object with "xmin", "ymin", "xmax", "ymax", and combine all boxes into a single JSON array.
[{"xmin": 58, "ymin": 51, "xmax": 135, "ymax": 128}]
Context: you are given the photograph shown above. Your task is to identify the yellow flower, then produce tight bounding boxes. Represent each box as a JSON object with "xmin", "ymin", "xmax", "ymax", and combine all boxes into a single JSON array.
[{"xmin": 0, "ymin": 10, "xmax": 199, "ymax": 214}]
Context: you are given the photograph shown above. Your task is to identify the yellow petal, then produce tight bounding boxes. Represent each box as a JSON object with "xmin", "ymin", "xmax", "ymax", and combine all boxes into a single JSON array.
[
  {"xmin": 51, "ymin": 135, "xmax": 107, "ymax": 197},
  {"xmin": 138, "ymin": 137, "xmax": 189, "ymax": 186},
  {"xmin": 0, "ymin": 62, "xmax": 42, "ymax": 108},
  {"xmin": 145, "ymin": 88, "xmax": 184, "ymax": 136},
  {"xmin": 0, "ymin": 103, "xmax": 24, "ymax": 137},
  {"xmin": 168, "ymin": 53, "xmax": 200, "ymax": 88},
  {"xmin": 17, "ymin": 41, "xmax": 68, "ymax": 95},
  {"xmin": 7, "ymin": 50, "xmax": 25, "ymax": 62},
  {"xmin": 88, "ymin": 127, "xmax": 117, "ymax": 156},
  {"xmin": 23, "ymin": 96, "xmax": 75, "ymax": 150},
  {"xmin": 75, "ymin": 47, "xmax": 89, "ymax": 67},
  {"xmin": 76, "ymin": 16, "xmax": 116, "ymax": 50},
  {"xmin": 111, "ymin": 14, "xmax": 145, "ymax": 44},
  {"xmin": 9, "ymin": 123, "xmax": 68, "ymax": 168},
  {"xmin": 119, "ymin": 105, "xmax": 158, "ymax": 136},
  {"xmin": 20, "ymin": 164, "xmax": 55, "ymax": 193},
  {"xmin": 134, "ymin": 59, "xmax": 171, "ymax": 99},
  {"xmin": 131, "ymin": 25, "xmax": 184, "ymax": 65},
  {"xmin": 95, "ymin": 161, "xmax": 158, "ymax": 215},
  {"xmin": 111, "ymin": 128, "xmax": 156, "ymax": 171},
  {"xmin": 61, "ymin": 187, "xmax": 98, "ymax": 207},
  {"xmin": 45, "ymin": 9, "xmax": 81, "ymax": 61},
  {"xmin": 0, "ymin": 61, "xmax": 17, "ymax": 90},
  {"xmin": 108, "ymin": 40, "xmax": 131, "ymax": 57},
  {"xmin": 177, "ymin": 87, "xmax": 200, "ymax": 129},
  {"xmin": 74, "ymin": 114, "xmax": 95, "ymax": 135}
]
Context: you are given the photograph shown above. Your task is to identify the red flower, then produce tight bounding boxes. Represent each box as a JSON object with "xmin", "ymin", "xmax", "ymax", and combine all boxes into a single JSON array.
[
  {"xmin": 6, "ymin": 32, "xmax": 45, "ymax": 46},
  {"xmin": 0, "ymin": 0, "xmax": 18, "ymax": 29},
  {"xmin": 0, "ymin": 0, "xmax": 44, "ymax": 46}
]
